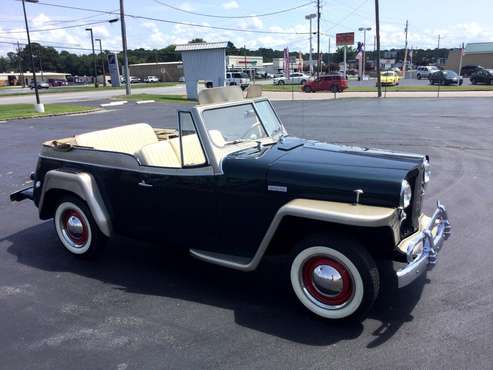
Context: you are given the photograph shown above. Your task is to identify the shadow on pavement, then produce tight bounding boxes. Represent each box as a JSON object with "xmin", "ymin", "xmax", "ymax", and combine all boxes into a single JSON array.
[{"xmin": 3, "ymin": 221, "xmax": 426, "ymax": 347}]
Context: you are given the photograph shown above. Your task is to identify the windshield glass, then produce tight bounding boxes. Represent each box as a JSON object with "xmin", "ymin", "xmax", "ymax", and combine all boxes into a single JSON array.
[
  {"xmin": 255, "ymin": 100, "xmax": 283, "ymax": 137},
  {"xmin": 443, "ymin": 70, "xmax": 457, "ymax": 77},
  {"xmin": 202, "ymin": 103, "xmax": 268, "ymax": 147},
  {"xmin": 202, "ymin": 101, "xmax": 283, "ymax": 147},
  {"xmin": 381, "ymin": 71, "xmax": 393, "ymax": 76}
]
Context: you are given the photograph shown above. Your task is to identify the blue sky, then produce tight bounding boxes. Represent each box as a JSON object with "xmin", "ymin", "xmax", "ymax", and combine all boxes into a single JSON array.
[{"xmin": 1, "ymin": 0, "xmax": 492, "ymax": 56}]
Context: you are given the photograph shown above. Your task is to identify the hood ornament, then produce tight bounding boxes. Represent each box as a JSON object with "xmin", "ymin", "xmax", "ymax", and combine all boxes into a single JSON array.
[{"xmin": 353, "ymin": 189, "xmax": 364, "ymax": 205}]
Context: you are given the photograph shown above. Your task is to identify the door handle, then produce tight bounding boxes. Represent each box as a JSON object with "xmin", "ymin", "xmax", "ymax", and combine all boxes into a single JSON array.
[{"xmin": 138, "ymin": 180, "xmax": 153, "ymax": 188}]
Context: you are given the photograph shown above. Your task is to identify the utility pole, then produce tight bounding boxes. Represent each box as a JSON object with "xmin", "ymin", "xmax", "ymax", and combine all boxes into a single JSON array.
[
  {"xmin": 327, "ymin": 37, "xmax": 331, "ymax": 69},
  {"xmin": 86, "ymin": 28, "xmax": 98, "ymax": 88},
  {"xmin": 95, "ymin": 38, "xmax": 107, "ymax": 87},
  {"xmin": 120, "ymin": 0, "xmax": 131, "ymax": 95},
  {"xmin": 22, "ymin": 0, "xmax": 42, "ymax": 111},
  {"xmin": 402, "ymin": 20, "xmax": 408, "ymax": 79},
  {"xmin": 375, "ymin": 0, "xmax": 382, "ymax": 97},
  {"xmin": 458, "ymin": 42, "xmax": 464, "ymax": 74},
  {"xmin": 305, "ymin": 13, "xmax": 316, "ymax": 75},
  {"xmin": 16, "ymin": 41, "xmax": 25, "ymax": 87},
  {"xmin": 316, "ymin": 0, "xmax": 321, "ymax": 78}
]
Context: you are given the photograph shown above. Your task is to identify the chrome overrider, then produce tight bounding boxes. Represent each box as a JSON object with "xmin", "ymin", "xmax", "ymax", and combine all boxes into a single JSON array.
[{"xmin": 396, "ymin": 201, "xmax": 451, "ymax": 288}]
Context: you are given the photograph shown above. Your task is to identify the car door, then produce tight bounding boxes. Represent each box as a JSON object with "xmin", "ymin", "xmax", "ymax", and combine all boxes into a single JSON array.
[{"xmin": 111, "ymin": 111, "xmax": 218, "ymax": 249}]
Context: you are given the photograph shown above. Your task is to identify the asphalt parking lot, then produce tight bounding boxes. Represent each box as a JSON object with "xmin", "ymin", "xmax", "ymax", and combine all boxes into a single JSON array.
[{"xmin": 1, "ymin": 98, "xmax": 492, "ymax": 369}]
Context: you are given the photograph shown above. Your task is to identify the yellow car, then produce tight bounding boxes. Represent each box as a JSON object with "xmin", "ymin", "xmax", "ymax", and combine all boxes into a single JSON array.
[{"xmin": 377, "ymin": 71, "xmax": 400, "ymax": 86}]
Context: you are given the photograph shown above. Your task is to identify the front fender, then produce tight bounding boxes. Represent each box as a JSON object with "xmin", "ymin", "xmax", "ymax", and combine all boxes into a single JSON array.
[{"xmin": 190, "ymin": 199, "xmax": 400, "ymax": 271}]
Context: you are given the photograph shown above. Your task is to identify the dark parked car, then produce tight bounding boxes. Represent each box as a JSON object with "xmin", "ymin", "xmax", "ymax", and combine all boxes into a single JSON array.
[
  {"xmin": 429, "ymin": 70, "xmax": 463, "ymax": 85},
  {"xmin": 470, "ymin": 69, "xmax": 493, "ymax": 85},
  {"xmin": 48, "ymin": 79, "xmax": 68, "ymax": 87},
  {"xmin": 11, "ymin": 86, "xmax": 451, "ymax": 322},
  {"xmin": 460, "ymin": 65, "xmax": 483, "ymax": 78},
  {"xmin": 29, "ymin": 81, "xmax": 49, "ymax": 89},
  {"xmin": 303, "ymin": 74, "xmax": 348, "ymax": 93}
]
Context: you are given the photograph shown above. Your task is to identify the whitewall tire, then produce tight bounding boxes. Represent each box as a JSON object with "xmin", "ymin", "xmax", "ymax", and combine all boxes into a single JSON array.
[
  {"xmin": 54, "ymin": 196, "xmax": 106, "ymax": 257},
  {"xmin": 290, "ymin": 235, "xmax": 379, "ymax": 321}
]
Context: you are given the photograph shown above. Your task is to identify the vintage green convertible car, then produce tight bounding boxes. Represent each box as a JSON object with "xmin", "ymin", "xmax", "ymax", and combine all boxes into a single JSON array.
[{"xmin": 11, "ymin": 86, "xmax": 451, "ymax": 320}]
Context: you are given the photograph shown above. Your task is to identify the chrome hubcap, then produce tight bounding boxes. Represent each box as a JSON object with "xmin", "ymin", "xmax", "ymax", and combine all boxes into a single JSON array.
[
  {"xmin": 66, "ymin": 216, "xmax": 84, "ymax": 238},
  {"xmin": 312, "ymin": 265, "xmax": 343, "ymax": 296}
]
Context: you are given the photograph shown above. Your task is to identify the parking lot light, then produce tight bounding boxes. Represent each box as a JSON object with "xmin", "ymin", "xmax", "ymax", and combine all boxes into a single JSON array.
[
  {"xmin": 21, "ymin": 0, "xmax": 43, "ymax": 112},
  {"xmin": 358, "ymin": 27, "xmax": 372, "ymax": 79}
]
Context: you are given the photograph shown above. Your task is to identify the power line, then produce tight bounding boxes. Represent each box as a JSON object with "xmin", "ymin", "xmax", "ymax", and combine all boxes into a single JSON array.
[
  {"xmin": 152, "ymin": 0, "xmax": 315, "ymax": 19},
  {"xmin": 0, "ymin": 19, "xmax": 118, "ymax": 35},
  {"xmin": 0, "ymin": 40, "xmax": 119, "ymax": 52},
  {"xmin": 325, "ymin": 0, "xmax": 369, "ymax": 31},
  {"xmin": 29, "ymin": 1, "xmax": 318, "ymax": 35}
]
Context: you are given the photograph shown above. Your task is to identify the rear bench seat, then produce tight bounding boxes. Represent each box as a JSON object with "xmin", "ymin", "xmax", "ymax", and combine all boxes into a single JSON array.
[{"xmin": 74, "ymin": 123, "xmax": 209, "ymax": 168}]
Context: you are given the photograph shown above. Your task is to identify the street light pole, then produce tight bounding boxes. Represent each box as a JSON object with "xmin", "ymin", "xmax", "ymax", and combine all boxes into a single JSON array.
[
  {"xmin": 305, "ymin": 13, "xmax": 316, "ymax": 76},
  {"xmin": 375, "ymin": 0, "xmax": 382, "ymax": 97},
  {"xmin": 21, "ymin": 0, "xmax": 42, "ymax": 111},
  {"xmin": 120, "ymin": 0, "xmax": 131, "ymax": 95},
  {"xmin": 316, "ymin": 0, "xmax": 321, "ymax": 78},
  {"xmin": 85, "ymin": 28, "xmax": 98, "ymax": 88},
  {"xmin": 358, "ymin": 27, "xmax": 371, "ymax": 79},
  {"xmin": 95, "ymin": 38, "xmax": 107, "ymax": 87}
]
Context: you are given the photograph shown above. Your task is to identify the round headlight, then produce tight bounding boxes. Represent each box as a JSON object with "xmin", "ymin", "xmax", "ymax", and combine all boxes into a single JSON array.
[
  {"xmin": 423, "ymin": 158, "xmax": 431, "ymax": 184},
  {"xmin": 400, "ymin": 179, "xmax": 412, "ymax": 208}
]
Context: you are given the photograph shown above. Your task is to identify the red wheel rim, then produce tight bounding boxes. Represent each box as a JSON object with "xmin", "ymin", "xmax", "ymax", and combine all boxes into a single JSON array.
[
  {"xmin": 61, "ymin": 209, "xmax": 88, "ymax": 245},
  {"xmin": 302, "ymin": 257, "xmax": 353, "ymax": 306}
]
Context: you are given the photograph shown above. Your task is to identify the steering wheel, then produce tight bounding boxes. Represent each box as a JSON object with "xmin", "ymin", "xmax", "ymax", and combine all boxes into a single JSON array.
[{"xmin": 240, "ymin": 122, "xmax": 262, "ymax": 140}]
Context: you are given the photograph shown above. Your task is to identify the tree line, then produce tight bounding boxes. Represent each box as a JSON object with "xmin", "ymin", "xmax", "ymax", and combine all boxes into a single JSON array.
[{"xmin": 0, "ymin": 40, "xmax": 453, "ymax": 76}]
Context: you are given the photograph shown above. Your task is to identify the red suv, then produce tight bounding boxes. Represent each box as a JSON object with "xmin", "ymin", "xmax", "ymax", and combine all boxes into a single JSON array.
[{"xmin": 303, "ymin": 74, "xmax": 348, "ymax": 93}]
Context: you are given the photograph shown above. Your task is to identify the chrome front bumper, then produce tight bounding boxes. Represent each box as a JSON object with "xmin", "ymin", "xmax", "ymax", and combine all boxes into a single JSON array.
[{"xmin": 396, "ymin": 201, "xmax": 451, "ymax": 288}]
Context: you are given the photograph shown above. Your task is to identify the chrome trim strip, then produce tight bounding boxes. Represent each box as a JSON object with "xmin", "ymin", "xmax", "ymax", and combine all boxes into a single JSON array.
[
  {"xmin": 39, "ymin": 170, "xmax": 112, "ymax": 237},
  {"xmin": 190, "ymin": 199, "xmax": 399, "ymax": 272},
  {"xmin": 396, "ymin": 201, "xmax": 451, "ymax": 288}
]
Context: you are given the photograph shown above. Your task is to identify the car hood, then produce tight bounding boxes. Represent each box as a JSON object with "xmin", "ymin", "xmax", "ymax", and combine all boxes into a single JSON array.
[{"xmin": 265, "ymin": 137, "xmax": 423, "ymax": 207}]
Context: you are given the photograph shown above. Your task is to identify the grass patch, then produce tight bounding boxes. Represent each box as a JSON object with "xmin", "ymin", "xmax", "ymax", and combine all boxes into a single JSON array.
[
  {"xmin": 0, "ymin": 82, "xmax": 179, "ymax": 97},
  {"xmin": 261, "ymin": 83, "xmax": 493, "ymax": 93},
  {"xmin": 115, "ymin": 93, "xmax": 191, "ymax": 103},
  {"xmin": 0, "ymin": 103, "xmax": 96, "ymax": 121}
]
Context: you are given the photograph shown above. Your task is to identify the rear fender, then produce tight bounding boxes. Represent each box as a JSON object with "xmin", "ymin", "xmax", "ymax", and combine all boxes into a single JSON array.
[{"xmin": 39, "ymin": 170, "xmax": 111, "ymax": 237}]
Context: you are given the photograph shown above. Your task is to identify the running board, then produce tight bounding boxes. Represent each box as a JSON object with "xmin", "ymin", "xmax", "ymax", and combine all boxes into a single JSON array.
[{"xmin": 189, "ymin": 249, "xmax": 253, "ymax": 271}]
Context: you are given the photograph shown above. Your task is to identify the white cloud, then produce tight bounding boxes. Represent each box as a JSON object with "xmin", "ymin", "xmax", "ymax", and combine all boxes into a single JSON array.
[{"xmin": 222, "ymin": 1, "xmax": 240, "ymax": 10}]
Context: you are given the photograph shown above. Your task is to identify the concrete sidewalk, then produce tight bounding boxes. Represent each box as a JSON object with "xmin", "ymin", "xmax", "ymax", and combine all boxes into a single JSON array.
[{"xmin": 263, "ymin": 90, "xmax": 493, "ymax": 101}]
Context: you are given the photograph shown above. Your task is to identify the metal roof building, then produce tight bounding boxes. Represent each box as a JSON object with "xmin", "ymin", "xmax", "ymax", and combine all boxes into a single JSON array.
[
  {"xmin": 175, "ymin": 42, "xmax": 228, "ymax": 100},
  {"xmin": 445, "ymin": 42, "xmax": 493, "ymax": 72}
]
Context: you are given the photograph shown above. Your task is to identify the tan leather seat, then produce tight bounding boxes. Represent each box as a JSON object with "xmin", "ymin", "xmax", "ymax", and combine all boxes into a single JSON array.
[
  {"xmin": 75, "ymin": 123, "xmax": 158, "ymax": 155},
  {"xmin": 169, "ymin": 134, "xmax": 206, "ymax": 166},
  {"xmin": 136, "ymin": 141, "xmax": 181, "ymax": 168}
]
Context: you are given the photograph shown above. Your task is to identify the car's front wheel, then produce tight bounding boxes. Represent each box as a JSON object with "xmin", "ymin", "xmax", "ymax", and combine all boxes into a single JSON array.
[
  {"xmin": 54, "ymin": 195, "xmax": 107, "ymax": 257},
  {"xmin": 417, "ymin": 74, "xmax": 421, "ymax": 80},
  {"xmin": 290, "ymin": 235, "xmax": 379, "ymax": 320},
  {"xmin": 278, "ymin": 80, "xmax": 285, "ymax": 85},
  {"xmin": 303, "ymin": 85, "xmax": 312, "ymax": 93}
]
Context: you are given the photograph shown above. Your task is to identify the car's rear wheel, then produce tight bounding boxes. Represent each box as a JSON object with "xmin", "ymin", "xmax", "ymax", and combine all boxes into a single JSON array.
[
  {"xmin": 303, "ymin": 85, "xmax": 312, "ymax": 93},
  {"xmin": 290, "ymin": 235, "xmax": 379, "ymax": 321},
  {"xmin": 278, "ymin": 80, "xmax": 285, "ymax": 85},
  {"xmin": 330, "ymin": 85, "xmax": 338, "ymax": 93},
  {"xmin": 471, "ymin": 78, "xmax": 476, "ymax": 85},
  {"xmin": 417, "ymin": 74, "xmax": 422, "ymax": 80},
  {"xmin": 54, "ymin": 195, "xmax": 107, "ymax": 257}
]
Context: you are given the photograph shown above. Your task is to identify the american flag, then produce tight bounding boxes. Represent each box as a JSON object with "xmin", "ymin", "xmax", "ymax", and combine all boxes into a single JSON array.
[{"xmin": 355, "ymin": 42, "xmax": 364, "ymax": 60}]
